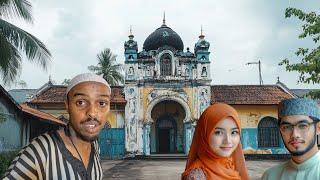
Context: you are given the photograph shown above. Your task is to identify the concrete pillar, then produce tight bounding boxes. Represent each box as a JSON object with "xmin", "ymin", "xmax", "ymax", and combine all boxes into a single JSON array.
[{"xmin": 143, "ymin": 123, "xmax": 151, "ymax": 155}]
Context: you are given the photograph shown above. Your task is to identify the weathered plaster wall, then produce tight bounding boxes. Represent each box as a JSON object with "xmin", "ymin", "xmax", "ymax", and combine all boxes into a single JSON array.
[
  {"xmin": 107, "ymin": 111, "xmax": 125, "ymax": 128},
  {"xmin": 232, "ymin": 105, "xmax": 288, "ymax": 154},
  {"xmin": 0, "ymin": 101, "xmax": 22, "ymax": 151}
]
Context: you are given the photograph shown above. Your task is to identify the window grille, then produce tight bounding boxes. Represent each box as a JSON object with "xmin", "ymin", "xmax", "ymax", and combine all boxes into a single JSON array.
[
  {"xmin": 160, "ymin": 54, "xmax": 172, "ymax": 76},
  {"xmin": 258, "ymin": 117, "xmax": 280, "ymax": 147}
]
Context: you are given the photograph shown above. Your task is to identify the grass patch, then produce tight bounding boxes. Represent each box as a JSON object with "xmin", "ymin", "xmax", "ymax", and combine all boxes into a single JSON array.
[{"xmin": 0, "ymin": 151, "xmax": 18, "ymax": 177}]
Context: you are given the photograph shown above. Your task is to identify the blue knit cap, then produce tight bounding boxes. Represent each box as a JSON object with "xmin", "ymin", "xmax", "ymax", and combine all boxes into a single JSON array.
[{"xmin": 278, "ymin": 98, "xmax": 320, "ymax": 120}]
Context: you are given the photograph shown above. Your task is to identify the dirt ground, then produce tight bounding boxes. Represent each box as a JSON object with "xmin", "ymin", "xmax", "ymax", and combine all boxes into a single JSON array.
[{"xmin": 101, "ymin": 159, "xmax": 285, "ymax": 180}]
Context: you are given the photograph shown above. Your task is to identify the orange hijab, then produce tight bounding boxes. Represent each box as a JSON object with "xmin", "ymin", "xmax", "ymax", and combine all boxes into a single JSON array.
[{"xmin": 182, "ymin": 103, "xmax": 249, "ymax": 180}]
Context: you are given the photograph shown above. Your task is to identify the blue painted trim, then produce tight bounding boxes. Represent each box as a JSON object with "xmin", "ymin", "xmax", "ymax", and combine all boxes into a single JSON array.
[{"xmin": 241, "ymin": 128, "xmax": 288, "ymax": 154}]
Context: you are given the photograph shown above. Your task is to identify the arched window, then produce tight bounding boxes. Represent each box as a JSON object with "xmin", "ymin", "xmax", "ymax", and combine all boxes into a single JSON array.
[
  {"xmin": 128, "ymin": 66, "xmax": 134, "ymax": 75},
  {"xmin": 160, "ymin": 54, "xmax": 172, "ymax": 76},
  {"xmin": 258, "ymin": 116, "xmax": 280, "ymax": 147},
  {"xmin": 201, "ymin": 67, "xmax": 207, "ymax": 77}
]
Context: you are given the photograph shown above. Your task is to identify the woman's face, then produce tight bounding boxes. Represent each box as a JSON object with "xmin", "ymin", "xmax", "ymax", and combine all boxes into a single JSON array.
[{"xmin": 209, "ymin": 117, "xmax": 240, "ymax": 157}]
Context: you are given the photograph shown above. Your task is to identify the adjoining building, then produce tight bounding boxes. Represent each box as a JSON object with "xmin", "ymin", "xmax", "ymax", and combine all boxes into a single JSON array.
[{"xmin": 0, "ymin": 85, "xmax": 65, "ymax": 152}]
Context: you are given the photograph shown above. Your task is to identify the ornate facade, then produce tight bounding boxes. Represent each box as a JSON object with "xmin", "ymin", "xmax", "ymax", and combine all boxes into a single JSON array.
[{"xmin": 124, "ymin": 19, "xmax": 211, "ymax": 155}]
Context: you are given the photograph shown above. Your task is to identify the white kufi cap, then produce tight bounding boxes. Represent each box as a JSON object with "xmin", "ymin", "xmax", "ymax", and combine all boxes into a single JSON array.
[{"xmin": 66, "ymin": 73, "xmax": 111, "ymax": 96}]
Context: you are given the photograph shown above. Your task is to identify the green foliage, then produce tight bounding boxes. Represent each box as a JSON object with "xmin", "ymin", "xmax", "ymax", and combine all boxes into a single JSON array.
[
  {"xmin": 0, "ymin": 0, "xmax": 51, "ymax": 85},
  {"xmin": 88, "ymin": 48, "xmax": 124, "ymax": 86},
  {"xmin": 61, "ymin": 78, "xmax": 71, "ymax": 85},
  {"xmin": 0, "ymin": 151, "xmax": 18, "ymax": 177},
  {"xmin": 0, "ymin": 0, "xmax": 33, "ymax": 22},
  {"xmin": 279, "ymin": 7, "xmax": 320, "ymax": 99}
]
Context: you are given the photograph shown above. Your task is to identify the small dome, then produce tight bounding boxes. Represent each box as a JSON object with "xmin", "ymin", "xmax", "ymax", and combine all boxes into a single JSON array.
[{"xmin": 143, "ymin": 24, "xmax": 184, "ymax": 51}]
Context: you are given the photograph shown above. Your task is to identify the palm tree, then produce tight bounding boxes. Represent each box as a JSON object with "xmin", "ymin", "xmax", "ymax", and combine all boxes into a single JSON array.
[
  {"xmin": 0, "ymin": 0, "xmax": 51, "ymax": 85},
  {"xmin": 88, "ymin": 48, "xmax": 124, "ymax": 86}
]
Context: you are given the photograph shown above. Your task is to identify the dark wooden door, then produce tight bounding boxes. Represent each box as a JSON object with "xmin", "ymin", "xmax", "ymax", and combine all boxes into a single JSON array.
[{"xmin": 159, "ymin": 129, "xmax": 170, "ymax": 153}]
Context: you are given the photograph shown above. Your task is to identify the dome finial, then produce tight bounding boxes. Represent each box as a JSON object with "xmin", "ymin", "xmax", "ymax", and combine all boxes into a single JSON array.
[
  {"xmin": 129, "ymin": 25, "xmax": 134, "ymax": 39},
  {"xmin": 201, "ymin": 25, "xmax": 203, "ymax": 35},
  {"xmin": 130, "ymin": 25, "xmax": 132, "ymax": 35},
  {"xmin": 163, "ymin": 11, "xmax": 166, "ymax": 25},
  {"xmin": 199, "ymin": 25, "xmax": 205, "ymax": 39}
]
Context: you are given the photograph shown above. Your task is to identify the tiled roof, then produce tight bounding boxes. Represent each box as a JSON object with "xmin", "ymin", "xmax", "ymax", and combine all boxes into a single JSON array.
[
  {"xmin": 21, "ymin": 104, "xmax": 66, "ymax": 126},
  {"xmin": 0, "ymin": 85, "xmax": 65, "ymax": 126},
  {"xmin": 211, "ymin": 85, "xmax": 293, "ymax": 105},
  {"xmin": 30, "ymin": 85, "xmax": 126, "ymax": 104},
  {"xmin": 30, "ymin": 85, "xmax": 67, "ymax": 103},
  {"xmin": 8, "ymin": 89, "xmax": 37, "ymax": 103},
  {"xmin": 291, "ymin": 89, "xmax": 319, "ymax": 97},
  {"xmin": 110, "ymin": 86, "xmax": 126, "ymax": 104},
  {"xmin": 291, "ymin": 89, "xmax": 320, "ymax": 103}
]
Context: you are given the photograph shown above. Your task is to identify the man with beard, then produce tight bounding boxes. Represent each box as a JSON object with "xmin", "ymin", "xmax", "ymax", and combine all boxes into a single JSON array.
[
  {"xmin": 2, "ymin": 73, "xmax": 110, "ymax": 180},
  {"xmin": 262, "ymin": 98, "xmax": 320, "ymax": 180}
]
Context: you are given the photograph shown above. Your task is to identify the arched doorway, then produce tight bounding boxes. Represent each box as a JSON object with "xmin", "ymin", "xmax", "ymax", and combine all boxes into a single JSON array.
[
  {"xmin": 150, "ymin": 100, "xmax": 185, "ymax": 154},
  {"xmin": 156, "ymin": 115, "xmax": 177, "ymax": 153}
]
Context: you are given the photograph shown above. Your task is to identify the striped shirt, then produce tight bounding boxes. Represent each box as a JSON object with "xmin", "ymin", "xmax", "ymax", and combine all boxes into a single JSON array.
[{"xmin": 2, "ymin": 130, "xmax": 103, "ymax": 180}]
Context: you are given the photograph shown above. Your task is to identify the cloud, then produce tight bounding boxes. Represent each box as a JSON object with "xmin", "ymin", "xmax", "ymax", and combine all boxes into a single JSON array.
[{"xmin": 3, "ymin": 0, "xmax": 320, "ymax": 90}]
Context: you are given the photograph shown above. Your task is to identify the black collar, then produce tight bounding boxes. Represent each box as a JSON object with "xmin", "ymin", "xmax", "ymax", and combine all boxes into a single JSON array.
[{"xmin": 53, "ymin": 129, "xmax": 95, "ymax": 179}]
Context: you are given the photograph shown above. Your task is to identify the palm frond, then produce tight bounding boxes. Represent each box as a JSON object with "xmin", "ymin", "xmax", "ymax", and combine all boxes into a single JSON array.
[
  {"xmin": 0, "ymin": 33, "xmax": 21, "ymax": 85},
  {"xmin": 0, "ymin": 19, "xmax": 51, "ymax": 70},
  {"xmin": 0, "ymin": 0, "xmax": 32, "ymax": 22},
  {"xmin": 88, "ymin": 65, "xmax": 101, "ymax": 72}
]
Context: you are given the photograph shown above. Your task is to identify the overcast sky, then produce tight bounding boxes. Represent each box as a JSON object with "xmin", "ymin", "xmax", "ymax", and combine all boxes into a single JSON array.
[{"xmin": 3, "ymin": 0, "xmax": 320, "ymax": 90}]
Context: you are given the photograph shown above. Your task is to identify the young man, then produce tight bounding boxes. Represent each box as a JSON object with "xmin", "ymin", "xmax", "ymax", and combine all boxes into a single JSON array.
[
  {"xmin": 2, "ymin": 73, "xmax": 111, "ymax": 180},
  {"xmin": 262, "ymin": 98, "xmax": 320, "ymax": 180}
]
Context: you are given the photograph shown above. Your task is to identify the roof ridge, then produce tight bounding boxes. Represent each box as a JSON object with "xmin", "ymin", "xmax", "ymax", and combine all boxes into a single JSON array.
[
  {"xmin": 291, "ymin": 88, "xmax": 319, "ymax": 90},
  {"xmin": 211, "ymin": 84, "xmax": 278, "ymax": 87}
]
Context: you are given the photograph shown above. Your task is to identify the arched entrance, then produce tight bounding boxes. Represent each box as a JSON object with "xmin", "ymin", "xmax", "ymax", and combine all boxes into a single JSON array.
[{"xmin": 150, "ymin": 100, "xmax": 185, "ymax": 154}]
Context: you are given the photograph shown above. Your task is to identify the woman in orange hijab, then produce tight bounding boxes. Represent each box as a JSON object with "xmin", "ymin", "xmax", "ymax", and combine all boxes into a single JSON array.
[{"xmin": 182, "ymin": 103, "xmax": 249, "ymax": 180}]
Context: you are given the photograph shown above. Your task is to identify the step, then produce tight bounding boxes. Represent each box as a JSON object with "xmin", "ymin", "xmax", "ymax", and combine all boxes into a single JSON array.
[
  {"xmin": 144, "ymin": 154, "xmax": 187, "ymax": 160},
  {"xmin": 125, "ymin": 153, "xmax": 188, "ymax": 160}
]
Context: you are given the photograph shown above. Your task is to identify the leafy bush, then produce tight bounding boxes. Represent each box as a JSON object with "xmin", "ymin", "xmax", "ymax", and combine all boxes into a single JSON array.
[{"xmin": 0, "ymin": 151, "xmax": 18, "ymax": 177}]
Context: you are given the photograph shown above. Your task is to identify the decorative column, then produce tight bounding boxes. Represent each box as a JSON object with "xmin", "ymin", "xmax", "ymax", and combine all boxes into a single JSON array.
[
  {"xmin": 184, "ymin": 122, "xmax": 191, "ymax": 154},
  {"xmin": 184, "ymin": 121, "xmax": 197, "ymax": 155},
  {"xmin": 124, "ymin": 87, "xmax": 139, "ymax": 154},
  {"xmin": 143, "ymin": 122, "xmax": 152, "ymax": 155}
]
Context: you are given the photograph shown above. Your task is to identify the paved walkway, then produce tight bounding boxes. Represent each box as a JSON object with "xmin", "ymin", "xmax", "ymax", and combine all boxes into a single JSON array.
[{"xmin": 102, "ymin": 159, "xmax": 285, "ymax": 180}]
